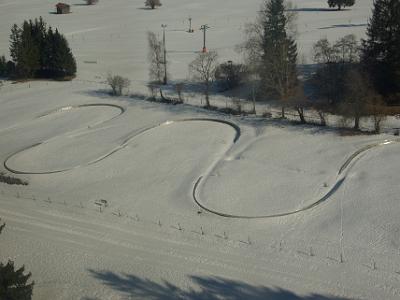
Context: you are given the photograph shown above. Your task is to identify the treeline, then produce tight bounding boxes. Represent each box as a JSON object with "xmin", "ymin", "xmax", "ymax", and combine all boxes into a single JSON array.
[
  {"xmin": 0, "ymin": 17, "xmax": 76, "ymax": 79},
  {"xmin": 234, "ymin": 0, "xmax": 400, "ymax": 131}
]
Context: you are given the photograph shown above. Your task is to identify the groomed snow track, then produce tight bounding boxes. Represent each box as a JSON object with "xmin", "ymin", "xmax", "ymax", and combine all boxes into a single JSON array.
[
  {"xmin": 3, "ymin": 111, "xmax": 240, "ymax": 175},
  {"xmin": 3, "ymin": 104, "xmax": 399, "ymax": 219},
  {"xmin": 193, "ymin": 139, "xmax": 400, "ymax": 219}
]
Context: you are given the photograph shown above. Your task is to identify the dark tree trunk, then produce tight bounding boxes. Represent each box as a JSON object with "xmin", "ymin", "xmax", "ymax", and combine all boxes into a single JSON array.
[
  {"xmin": 354, "ymin": 116, "xmax": 360, "ymax": 130},
  {"xmin": 296, "ymin": 107, "xmax": 306, "ymax": 123}
]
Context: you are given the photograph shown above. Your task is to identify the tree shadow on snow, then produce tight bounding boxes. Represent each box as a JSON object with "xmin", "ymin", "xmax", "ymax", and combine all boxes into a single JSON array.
[
  {"xmin": 286, "ymin": 8, "xmax": 349, "ymax": 12},
  {"xmin": 88, "ymin": 269, "xmax": 354, "ymax": 300},
  {"xmin": 319, "ymin": 23, "xmax": 367, "ymax": 30}
]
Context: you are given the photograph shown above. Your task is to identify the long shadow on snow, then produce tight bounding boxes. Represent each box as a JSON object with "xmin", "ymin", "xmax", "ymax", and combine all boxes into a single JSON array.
[
  {"xmin": 88, "ymin": 270, "xmax": 354, "ymax": 300},
  {"xmin": 319, "ymin": 24, "xmax": 367, "ymax": 30},
  {"xmin": 286, "ymin": 8, "xmax": 349, "ymax": 12}
]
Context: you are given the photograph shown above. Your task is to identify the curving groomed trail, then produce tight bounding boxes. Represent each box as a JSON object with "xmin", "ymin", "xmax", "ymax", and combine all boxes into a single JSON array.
[
  {"xmin": 4, "ymin": 103, "xmax": 399, "ymax": 219},
  {"xmin": 4, "ymin": 111, "xmax": 240, "ymax": 175},
  {"xmin": 192, "ymin": 139, "xmax": 400, "ymax": 219}
]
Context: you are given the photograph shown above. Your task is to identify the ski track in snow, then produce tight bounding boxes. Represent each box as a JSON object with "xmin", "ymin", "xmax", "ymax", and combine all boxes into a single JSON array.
[{"xmin": 3, "ymin": 104, "xmax": 400, "ymax": 219}]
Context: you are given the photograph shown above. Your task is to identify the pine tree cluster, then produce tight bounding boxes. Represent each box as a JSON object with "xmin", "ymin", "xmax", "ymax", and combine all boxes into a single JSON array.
[{"xmin": 7, "ymin": 17, "xmax": 76, "ymax": 79}]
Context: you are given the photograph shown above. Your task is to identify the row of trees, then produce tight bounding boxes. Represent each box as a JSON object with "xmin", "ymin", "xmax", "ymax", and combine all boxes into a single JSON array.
[
  {"xmin": 234, "ymin": 0, "xmax": 399, "ymax": 131},
  {"xmin": 0, "ymin": 17, "xmax": 76, "ymax": 79},
  {"xmin": 144, "ymin": 0, "xmax": 398, "ymax": 132}
]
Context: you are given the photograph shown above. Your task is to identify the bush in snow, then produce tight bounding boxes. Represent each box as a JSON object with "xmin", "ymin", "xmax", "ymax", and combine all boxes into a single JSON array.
[
  {"xmin": 145, "ymin": 0, "xmax": 162, "ymax": 9},
  {"xmin": 107, "ymin": 73, "xmax": 130, "ymax": 96}
]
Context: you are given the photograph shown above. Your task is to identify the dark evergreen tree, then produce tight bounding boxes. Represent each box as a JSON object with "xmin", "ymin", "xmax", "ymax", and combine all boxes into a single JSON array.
[
  {"xmin": 362, "ymin": 0, "xmax": 400, "ymax": 103},
  {"xmin": 328, "ymin": 0, "xmax": 355, "ymax": 10},
  {"xmin": 17, "ymin": 21, "xmax": 40, "ymax": 78},
  {"xmin": 52, "ymin": 29, "xmax": 76, "ymax": 77},
  {"xmin": 8, "ymin": 18, "xmax": 76, "ymax": 79},
  {"xmin": 0, "ymin": 221, "xmax": 34, "ymax": 300},
  {"xmin": 260, "ymin": 0, "xmax": 298, "ymax": 117},
  {"xmin": 0, "ymin": 261, "xmax": 34, "ymax": 300},
  {"xmin": 0, "ymin": 56, "xmax": 7, "ymax": 76},
  {"xmin": 9, "ymin": 24, "xmax": 21, "ymax": 65},
  {"xmin": 30, "ymin": 17, "xmax": 47, "ymax": 70}
]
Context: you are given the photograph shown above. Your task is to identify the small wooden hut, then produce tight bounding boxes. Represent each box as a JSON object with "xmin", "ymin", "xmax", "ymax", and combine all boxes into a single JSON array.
[{"xmin": 56, "ymin": 3, "xmax": 70, "ymax": 14}]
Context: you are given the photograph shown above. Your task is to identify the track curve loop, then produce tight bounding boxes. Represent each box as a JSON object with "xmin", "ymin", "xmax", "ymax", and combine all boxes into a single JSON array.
[
  {"xmin": 4, "ymin": 117, "xmax": 239, "ymax": 175},
  {"xmin": 192, "ymin": 139, "xmax": 400, "ymax": 219}
]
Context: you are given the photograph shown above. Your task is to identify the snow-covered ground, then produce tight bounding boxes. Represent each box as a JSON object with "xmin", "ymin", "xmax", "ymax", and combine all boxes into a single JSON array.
[{"xmin": 1, "ymin": 1, "xmax": 400, "ymax": 299}]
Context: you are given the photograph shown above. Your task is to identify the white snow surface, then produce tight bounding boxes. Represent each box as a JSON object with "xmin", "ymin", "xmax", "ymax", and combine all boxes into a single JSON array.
[{"xmin": 1, "ymin": 1, "xmax": 400, "ymax": 300}]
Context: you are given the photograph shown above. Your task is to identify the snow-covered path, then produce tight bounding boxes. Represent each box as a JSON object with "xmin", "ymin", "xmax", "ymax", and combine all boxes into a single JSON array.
[{"xmin": 0, "ymin": 82, "xmax": 400, "ymax": 300}]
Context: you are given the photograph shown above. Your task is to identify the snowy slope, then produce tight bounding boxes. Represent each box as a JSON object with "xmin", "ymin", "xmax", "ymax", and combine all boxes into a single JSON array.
[{"xmin": 1, "ymin": 1, "xmax": 400, "ymax": 300}]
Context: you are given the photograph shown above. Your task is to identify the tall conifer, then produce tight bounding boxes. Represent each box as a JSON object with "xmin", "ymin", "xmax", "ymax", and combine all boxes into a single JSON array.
[
  {"xmin": 261, "ymin": 0, "xmax": 298, "ymax": 117},
  {"xmin": 362, "ymin": 0, "xmax": 400, "ymax": 101}
]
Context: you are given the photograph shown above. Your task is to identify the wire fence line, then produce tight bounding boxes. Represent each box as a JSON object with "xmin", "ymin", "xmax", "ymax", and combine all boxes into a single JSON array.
[{"xmin": 1, "ymin": 187, "xmax": 400, "ymax": 277}]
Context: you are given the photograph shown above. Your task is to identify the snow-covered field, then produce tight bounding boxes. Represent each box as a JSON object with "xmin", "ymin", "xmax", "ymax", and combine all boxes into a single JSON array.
[{"xmin": 2, "ymin": 0, "xmax": 400, "ymax": 299}]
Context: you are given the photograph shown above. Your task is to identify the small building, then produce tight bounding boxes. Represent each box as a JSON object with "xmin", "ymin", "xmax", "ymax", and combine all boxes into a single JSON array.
[{"xmin": 56, "ymin": 3, "xmax": 70, "ymax": 14}]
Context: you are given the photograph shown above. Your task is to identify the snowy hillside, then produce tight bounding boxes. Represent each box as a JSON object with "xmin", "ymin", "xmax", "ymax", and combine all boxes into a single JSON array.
[{"xmin": 1, "ymin": 1, "xmax": 400, "ymax": 300}]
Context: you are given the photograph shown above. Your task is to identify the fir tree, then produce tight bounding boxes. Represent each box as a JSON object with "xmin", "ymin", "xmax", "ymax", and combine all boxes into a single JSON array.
[
  {"xmin": 0, "ymin": 261, "xmax": 34, "ymax": 300},
  {"xmin": 17, "ymin": 21, "xmax": 40, "ymax": 78},
  {"xmin": 362, "ymin": 0, "xmax": 400, "ymax": 102},
  {"xmin": 0, "ymin": 221, "xmax": 34, "ymax": 300},
  {"xmin": 30, "ymin": 17, "xmax": 47, "ymax": 70},
  {"xmin": 0, "ymin": 56, "xmax": 7, "ymax": 76},
  {"xmin": 9, "ymin": 24, "xmax": 21, "ymax": 64},
  {"xmin": 260, "ymin": 0, "xmax": 298, "ymax": 117},
  {"xmin": 50, "ymin": 29, "xmax": 76, "ymax": 77}
]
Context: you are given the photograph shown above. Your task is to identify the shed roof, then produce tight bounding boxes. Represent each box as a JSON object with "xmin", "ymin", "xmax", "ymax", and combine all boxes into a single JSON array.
[{"xmin": 56, "ymin": 3, "xmax": 70, "ymax": 8}]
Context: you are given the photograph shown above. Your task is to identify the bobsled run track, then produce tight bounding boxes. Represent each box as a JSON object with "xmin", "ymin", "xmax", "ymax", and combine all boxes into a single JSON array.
[{"xmin": 3, "ymin": 103, "xmax": 400, "ymax": 219}]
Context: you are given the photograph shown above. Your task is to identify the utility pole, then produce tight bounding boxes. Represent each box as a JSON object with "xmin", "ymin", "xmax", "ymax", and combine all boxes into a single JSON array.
[
  {"xmin": 161, "ymin": 24, "xmax": 167, "ymax": 85},
  {"xmin": 188, "ymin": 17, "xmax": 194, "ymax": 33},
  {"xmin": 200, "ymin": 24, "xmax": 210, "ymax": 53}
]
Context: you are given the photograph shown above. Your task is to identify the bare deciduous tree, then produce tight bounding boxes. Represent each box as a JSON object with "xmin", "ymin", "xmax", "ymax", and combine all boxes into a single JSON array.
[
  {"xmin": 341, "ymin": 69, "xmax": 373, "ymax": 130},
  {"xmin": 189, "ymin": 51, "xmax": 218, "ymax": 108},
  {"xmin": 175, "ymin": 82, "xmax": 185, "ymax": 103},
  {"xmin": 366, "ymin": 94, "xmax": 387, "ymax": 133},
  {"xmin": 334, "ymin": 34, "xmax": 360, "ymax": 63},
  {"xmin": 147, "ymin": 31, "xmax": 164, "ymax": 84},
  {"xmin": 145, "ymin": 0, "xmax": 162, "ymax": 9},
  {"xmin": 107, "ymin": 73, "xmax": 130, "ymax": 96},
  {"xmin": 289, "ymin": 85, "xmax": 310, "ymax": 123},
  {"xmin": 312, "ymin": 35, "xmax": 360, "ymax": 105},
  {"xmin": 313, "ymin": 38, "xmax": 338, "ymax": 64},
  {"xmin": 147, "ymin": 84, "xmax": 158, "ymax": 100}
]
